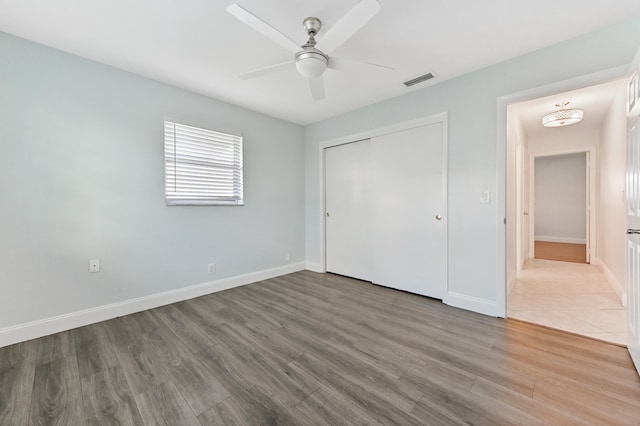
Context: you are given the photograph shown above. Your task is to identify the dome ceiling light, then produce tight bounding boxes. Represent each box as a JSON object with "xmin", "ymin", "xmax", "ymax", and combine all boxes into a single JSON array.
[{"xmin": 542, "ymin": 101, "xmax": 584, "ymax": 127}]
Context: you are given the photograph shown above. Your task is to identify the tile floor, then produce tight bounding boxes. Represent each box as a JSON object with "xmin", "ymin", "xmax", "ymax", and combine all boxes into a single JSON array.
[{"xmin": 508, "ymin": 259, "xmax": 627, "ymax": 345}]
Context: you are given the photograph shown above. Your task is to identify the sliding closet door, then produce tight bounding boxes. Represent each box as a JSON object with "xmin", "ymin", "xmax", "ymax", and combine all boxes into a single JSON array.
[
  {"xmin": 325, "ymin": 140, "xmax": 372, "ymax": 281},
  {"xmin": 370, "ymin": 122, "xmax": 446, "ymax": 299}
]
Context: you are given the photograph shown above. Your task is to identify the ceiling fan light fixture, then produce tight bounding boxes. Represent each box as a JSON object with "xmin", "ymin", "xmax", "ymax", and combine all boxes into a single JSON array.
[
  {"xmin": 227, "ymin": 1, "xmax": 383, "ymax": 100},
  {"xmin": 542, "ymin": 101, "xmax": 584, "ymax": 127},
  {"xmin": 295, "ymin": 49, "xmax": 328, "ymax": 78}
]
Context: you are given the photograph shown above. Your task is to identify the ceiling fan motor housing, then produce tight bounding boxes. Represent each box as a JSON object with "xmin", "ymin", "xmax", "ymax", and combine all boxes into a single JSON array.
[{"xmin": 295, "ymin": 47, "xmax": 328, "ymax": 78}]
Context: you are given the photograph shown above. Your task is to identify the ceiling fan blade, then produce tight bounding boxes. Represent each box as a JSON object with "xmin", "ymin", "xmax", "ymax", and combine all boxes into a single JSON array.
[
  {"xmin": 328, "ymin": 57, "xmax": 394, "ymax": 72},
  {"xmin": 239, "ymin": 60, "xmax": 295, "ymax": 79},
  {"xmin": 315, "ymin": 0, "xmax": 381, "ymax": 54},
  {"xmin": 227, "ymin": 4, "xmax": 300, "ymax": 53},
  {"xmin": 309, "ymin": 77, "xmax": 325, "ymax": 101}
]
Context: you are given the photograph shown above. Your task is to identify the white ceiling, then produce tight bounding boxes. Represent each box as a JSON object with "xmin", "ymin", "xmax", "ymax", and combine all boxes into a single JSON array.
[
  {"xmin": 511, "ymin": 78, "xmax": 626, "ymax": 139},
  {"xmin": 1, "ymin": 0, "xmax": 640, "ymax": 125}
]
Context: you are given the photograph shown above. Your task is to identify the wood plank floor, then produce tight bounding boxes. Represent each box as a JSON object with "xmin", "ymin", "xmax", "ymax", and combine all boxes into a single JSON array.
[
  {"xmin": 1, "ymin": 271, "xmax": 639, "ymax": 425},
  {"xmin": 535, "ymin": 240, "xmax": 587, "ymax": 263}
]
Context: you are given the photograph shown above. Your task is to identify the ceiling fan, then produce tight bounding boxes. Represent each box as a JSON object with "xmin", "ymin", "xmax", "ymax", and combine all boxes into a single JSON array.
[{"xmin": 227, "ymin": 0, "xmax": 391, "ymax": 101}]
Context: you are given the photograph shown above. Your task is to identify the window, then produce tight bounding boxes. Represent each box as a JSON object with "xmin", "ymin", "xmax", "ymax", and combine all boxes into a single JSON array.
[{"xmin": 164, "ymin": 121, "xmax": 243, "ymax": 205}]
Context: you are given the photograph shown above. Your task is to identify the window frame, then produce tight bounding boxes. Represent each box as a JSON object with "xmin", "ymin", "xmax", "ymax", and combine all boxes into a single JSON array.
[{"xmin": 164, "ymin": 120, "xmax": 244, "ymax": 206}]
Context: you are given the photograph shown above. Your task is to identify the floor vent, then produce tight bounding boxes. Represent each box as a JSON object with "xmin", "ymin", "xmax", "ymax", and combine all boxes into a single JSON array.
[{"xmin": 403, "ymin": 72, "xmax": 435, "ymax": 87}]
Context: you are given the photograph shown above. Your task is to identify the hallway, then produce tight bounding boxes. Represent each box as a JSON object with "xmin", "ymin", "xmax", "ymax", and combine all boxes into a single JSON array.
[{"xmin": 508, "ymin": 259, "xmax": 626, "ymax": 345}]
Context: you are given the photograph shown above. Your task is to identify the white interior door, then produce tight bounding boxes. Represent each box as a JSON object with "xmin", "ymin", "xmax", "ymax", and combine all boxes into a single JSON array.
[
  {"xmin": 325, "ymin": 140, "xmax": 372, "ymax": 281},
  {"xmin": 626, "ymin": 82, "xmax": 640, "ymax": 374},
  {"xmin": 370, "ymin": 123, "xmax": 446, "ymax": 298},
  {"xmin": 324, "ymin": 120, "xmax": 447, "ymax": 299}
]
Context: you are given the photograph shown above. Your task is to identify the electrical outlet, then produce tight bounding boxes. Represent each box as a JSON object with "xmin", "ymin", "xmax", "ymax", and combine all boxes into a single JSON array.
[
  {"xmin": 285, "ymin": 253, "xmax": 290, "ymax": 262},
  {"xmin": 208, "ymin": 263, "xmax": 216, "ymax": 275},
  {"xmin": 89, "ymin": 259, "xmax": 100, "ymax": 273}
]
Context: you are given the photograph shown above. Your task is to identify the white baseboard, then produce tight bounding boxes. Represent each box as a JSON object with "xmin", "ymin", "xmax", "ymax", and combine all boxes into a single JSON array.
[
  {"xmin": 535, "ymin": 236, "xmax": 586, "ymax": 244},
  {"xmin": 592, "ymin": 257, "xmax": 627, "ymax": 307},
  {"xmin": 0, "ymin": 262, "xmax": 305, "ymax": 348},
  {"xmin": 305, "ymin": 262, "xmax": 324, "ymax": 273},
  {"xmin": 443, "ymin": 291, "xmax": 498, "ymax": 317}
]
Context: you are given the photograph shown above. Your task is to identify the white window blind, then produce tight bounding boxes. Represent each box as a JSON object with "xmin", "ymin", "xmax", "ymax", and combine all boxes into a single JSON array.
[{"xmin": 164, "ymin": 121, "xmax": 243, "ymax": 205}]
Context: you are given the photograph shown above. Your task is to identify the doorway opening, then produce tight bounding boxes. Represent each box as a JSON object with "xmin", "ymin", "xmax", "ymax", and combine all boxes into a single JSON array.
[
  {"xmin": 533, "ymin": 151, "xmax": 590, "ymax": 264},
  {"xmin": 505, "ymin": 78, "xmax": 628, "ymax": 345}
]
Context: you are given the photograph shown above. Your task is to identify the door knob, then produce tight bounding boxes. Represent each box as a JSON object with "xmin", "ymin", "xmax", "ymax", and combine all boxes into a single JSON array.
[
  {"xmin": 435, "ymin": 214, "xmax": 442, "ymax": 221},
  {"xmin": 326, "ymin": 212, "xmax": 330, "ymax": 217}
]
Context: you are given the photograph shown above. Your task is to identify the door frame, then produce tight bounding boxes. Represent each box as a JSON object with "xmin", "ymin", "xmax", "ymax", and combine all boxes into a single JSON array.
[
  {"xmin": 496, "ymin": 64, "xmax": 629, "ymax": 318},
  {"xmin": 515, "ymin": 143, "xmax": 525, "ymax": 271},
  {"xmin": 317, "ymin": 112, "xmax": 449, "ymax": 279},
  {"xmin": 528, "ymin": 149, "xmax": 596, "ymax": 263}
]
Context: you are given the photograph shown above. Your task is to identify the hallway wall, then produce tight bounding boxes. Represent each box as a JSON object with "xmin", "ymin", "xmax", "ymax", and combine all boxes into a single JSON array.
[
  {"xmin": 506, "ymin": 106, "xmax": 527, "ymax": 293},
  {"xmin": 527, "ymin": 125, "xmax": 600, "ymax": 155},
  {"xmin": 598, "ymin": 83, "xmax": 628, "ymax": 301}
]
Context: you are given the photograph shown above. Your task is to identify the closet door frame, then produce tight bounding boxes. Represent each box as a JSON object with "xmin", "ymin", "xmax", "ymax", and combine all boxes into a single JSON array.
[{"xmin": 317, "ymin": 112, "xmax": 449, "ymax": 288}]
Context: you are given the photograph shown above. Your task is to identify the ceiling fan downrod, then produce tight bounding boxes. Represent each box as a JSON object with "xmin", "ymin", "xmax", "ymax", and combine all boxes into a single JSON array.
[{"xmin": 302, "ymin": 17, "xmax": 322, "ymax": 47}]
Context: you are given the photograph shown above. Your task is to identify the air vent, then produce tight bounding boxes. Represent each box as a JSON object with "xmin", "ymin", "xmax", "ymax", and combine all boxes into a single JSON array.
[{"xmin": 403, "ymin": 72, "xmax": 435, "ymax": 87}]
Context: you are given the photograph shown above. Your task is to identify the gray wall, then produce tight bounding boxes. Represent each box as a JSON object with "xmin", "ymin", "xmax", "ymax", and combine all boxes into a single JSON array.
[
  {"xmin": 535, "ymin": 154, "xmax": 587, "ymax": 243},
  {"xmin": 0, "ymin": 33, "xmax": 305, "ymax": 329},
  {"xmin": 305, "ymin": 16, "xmax": 640, "ymax": 306}
]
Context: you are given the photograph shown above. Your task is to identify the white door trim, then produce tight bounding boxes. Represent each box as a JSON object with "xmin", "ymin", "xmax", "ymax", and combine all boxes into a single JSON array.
[
  {"xmin": 516, "ymin": 143, "xmax": 525, "ymax": 271},
  {"xmin": 528, "ymin": 149, "xmax": 596, "ymax": 263},
  {"xmin": 317, "ymin": 112, "xmax": 449, "ymax": 281},
  {"xmin": 496, "ymin": 65, "xmax": 628, "ymax": 318}
]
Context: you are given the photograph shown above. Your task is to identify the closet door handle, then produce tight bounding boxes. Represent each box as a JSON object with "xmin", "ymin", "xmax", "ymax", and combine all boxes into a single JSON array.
[
  {"xmin": 627, "ymin": 229, "xmax": 640, "ymax": 234},
  {"xmin": 435, "ymin": 215, "xmax": 442, "ymax": 221}
]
